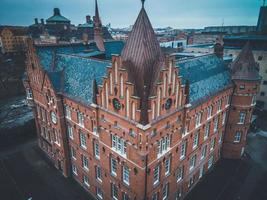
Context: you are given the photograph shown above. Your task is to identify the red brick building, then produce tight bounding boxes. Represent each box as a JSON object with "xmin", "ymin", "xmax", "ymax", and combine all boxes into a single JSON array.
[{"xmin": 23, "ymin": 1, "xmax": 261, "ymax": 200}]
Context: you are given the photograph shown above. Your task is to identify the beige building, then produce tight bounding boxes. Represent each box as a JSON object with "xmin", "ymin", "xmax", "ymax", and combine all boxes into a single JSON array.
[{"xmin": 0, "ymin": 26, "xmax": 28, "ymax": 54}]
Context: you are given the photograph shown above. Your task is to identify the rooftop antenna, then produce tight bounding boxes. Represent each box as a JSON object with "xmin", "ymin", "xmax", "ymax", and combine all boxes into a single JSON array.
[{"xmin": 141, "ymin": 0, "xmax": 145, "ymax": 8}]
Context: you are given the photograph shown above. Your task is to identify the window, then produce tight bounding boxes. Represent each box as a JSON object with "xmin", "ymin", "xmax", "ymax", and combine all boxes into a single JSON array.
[
  {"xmin": 258, "ymin": 56, "xmax": 263, "ymax": 61},
  {"xmin": 51, "ymin": 112, "xmax": 57, "ymax": 124},
  {"xmin": 214, "ymin": 117, "xmax": 218, "ymax": 132},
  {"xmin": 80, "ymin": 132, "xmax": 87, "ymax": 149},
  {"xmin": 70, "ymin": 147, "xmax": 76, "ymax": 159},
  {"xmin": 165, "ymin": 157, "xmax": 171, "ymax": 176},
  {"xmin": 111, "ymin": 184, "xmax": 118, "ymax": 200},
  {"xmin": 218, "ymin": 100, "xmax": 222, "ymax": 111},
  {"xmin": 207, "ymin": 106, "xmax": 213, "ymax": 119},
  {"xmin": 219, "ymin": 133, "xmax": 223, "ymax": 144},
  {"xmin": 26, "ymin": 88, "xmax": 33, "ymax": 99},
  {"xmin": 238, "ymin": 112, "xmax": 246, "ymax": 124},
  {"xmin": 195, "ymin": 112, "xmax": 202, "ymax": 127},
  {"xmin": 152, "ymin": 193, "xmax": 158, "ymax": 200},
  {"xmin": 201, "ymin": 145, "xmax": 207, "ymax": 160},
  {"xmin": 239, "ymin": 85, "xmax": 245, "ymax": 90},
  {"xmin": 77, "ymin": 112, "xmax": 84, "ymax": 127},
  {"xmin": 234, "ymin": 131, "xmax": 242, "ymax": 143},
  {"xmin": 189, "ymin": 154, "xmax": 197, "ymax": 171},
  {"xmin": 260, "ymin": 92, "xmax": 265, "ymax": 96},
  {"xmin": 177, "ymin": 165, "xmax": 184, "ymax": 182},
  {"xmin": 204, "ymin": 122, "xmax": 210, "ymax": 140},
  {"xmin": 208, "ymin": 155, "xmax": 214, "ymax": 169},
  {"xmin": 97, "ymin": 187, "xmax": 103, "ymax": 199},
  {"xmin": 72, "ymin": 164, "xmax": 77, "ymax": 175},
  {"xmin": 222, "ymin": 112, "xmax": 226, "ymax": 125},
  {"xmin": 82, "ymin": 155, "xmax": 89, "ymax": 170},
  {"xmin": 153, "ymin": 165, "xmax": 160, "ymax": 185},
  {"xmin": 192, "ymin": 132, "xmax": 199, "ymax": 149},
  {"xmin": 263, "ymin": 80, "xmax": 267, "ymax": 85},
  {"xmin": 110, "ymin": 158, "xmax": 117, "ymax": 176},
  {"xmin": 112, "ymin": 135, "xmax": 127, "ymax": 156},
  {"xmin": 94, "ymin": 142, "xmax": 100, "ymax": 159},
  {"xmin": 122, "ymin": 193, "xmax": 130, "ymax": 200},
  {"xmin": 158, "ymin": 135, "xmax": 171, "ymax": 156},
  {"xmin": 252, "ymin": 96, "xmax": 257, "ymax": 105},
  {"xmin": 96, "ymin": 166, "xmax": 102, "ymax": 182},
  {"xmin": 65, "ymin": 105, "xmax": 71, "ymax": 119},
  {"xmin": 180, "ymin": 141, "xmax": 187, "ymax": 159},
  {"xmin": 162, "ymin": 183, "xmax": 169, "ymax": 200},
  {"xmin": 123, "ymin": 166, "xmax": 130, "ymax": 185},
  {"xmin": 54, "ymin": 130, "xmax": 60, "ymax": 146},
  {"xmin": 67, "ymin": 124, "xmax": 73, "ymax": 139},
  {"xmin": 226, "ymin": 96, "xmax": 230, "ymax": 106},
  {"xmin": 210, "ymin": 138, "xmax": 215, "ymax": 151},
  {"xmin": 83, "ymin": 175, "xmax": 89, "ymax": 187}
]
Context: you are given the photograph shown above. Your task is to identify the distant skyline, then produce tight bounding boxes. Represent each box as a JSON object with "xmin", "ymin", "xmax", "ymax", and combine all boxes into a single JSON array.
[{"xmin": 0, "ymin": 0, "xmax": 263, "ymax": 29}]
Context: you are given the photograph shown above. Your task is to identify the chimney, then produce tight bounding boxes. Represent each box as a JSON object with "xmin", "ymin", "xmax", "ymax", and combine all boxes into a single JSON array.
[
  {"xmin": 34, "ymin": 18, "xmax": 38, "ymax": 25},
  {"xmin": 86, "ymin": 15, "xmax": 91, "ymax": 23},
  {"xmin": 41, "ymin": 19, "xmax": 44, "ymax": 25}
]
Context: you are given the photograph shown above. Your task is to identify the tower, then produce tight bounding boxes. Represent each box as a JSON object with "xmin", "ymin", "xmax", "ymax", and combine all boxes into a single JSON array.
[
  {"xmin": 223, "ymin": 42, "xmax": 261, "ymax": 159},
  {"xmin": 93, "ymin": 0, "xmax": 105, "ymax": 51}
]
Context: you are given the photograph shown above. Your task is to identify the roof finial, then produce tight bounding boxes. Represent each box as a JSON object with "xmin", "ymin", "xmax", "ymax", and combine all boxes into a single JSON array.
[{"xmin": 141, "ymin": 0, "xmax": 145, "ymax": 8}]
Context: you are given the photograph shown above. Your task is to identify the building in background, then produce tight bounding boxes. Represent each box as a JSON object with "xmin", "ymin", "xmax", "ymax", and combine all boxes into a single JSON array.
[
  {"xmin": 0, "ymin": 26, "xmax": 28, "ymax": 54},
  {"xmin": 24, "ymin": 1, "xmax": 261, "ymax": 200}
]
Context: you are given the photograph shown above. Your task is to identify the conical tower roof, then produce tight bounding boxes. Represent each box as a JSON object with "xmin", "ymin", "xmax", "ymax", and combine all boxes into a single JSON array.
[
  {"xmin": 231, "ymin": 42, "xmax": 260, "ymax": 81},
  {"xmin": 121, "ymin": 4, "xmax": 164, "ymax": 124}
]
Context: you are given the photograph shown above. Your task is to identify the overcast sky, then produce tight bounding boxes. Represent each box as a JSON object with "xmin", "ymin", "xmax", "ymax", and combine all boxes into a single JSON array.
[{"xmin": 0, "ymin": 0, "xmax": 263, "ymax": 29}]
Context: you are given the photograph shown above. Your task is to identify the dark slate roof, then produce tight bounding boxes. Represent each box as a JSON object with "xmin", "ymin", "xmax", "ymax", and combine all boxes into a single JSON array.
[
  {"xmin": 231, "ymin": 42, "xmax": 261, "ymax": 81},
  {"xmin": 36, "ymin": 42, "xmax": 125, "ymax": 104},
  {"xmin": 176, "ymin": 54, "xmax": 232, "ymax": 104}
]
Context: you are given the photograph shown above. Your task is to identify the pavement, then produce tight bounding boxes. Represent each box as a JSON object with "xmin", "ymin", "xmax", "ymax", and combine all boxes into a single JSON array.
[{"xmin": 0, "ymin": 140, "xmax": 94, "ymax": 200}]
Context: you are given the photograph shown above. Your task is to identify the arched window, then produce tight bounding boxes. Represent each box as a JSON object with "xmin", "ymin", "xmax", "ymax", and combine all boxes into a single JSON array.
[
  {"xmin": 126, "ymin": 88, "xmax": 130, "ymax": 117},
  {"xmin": 120, "ymin": 74, "xmax": 124, "ymax": 98}
]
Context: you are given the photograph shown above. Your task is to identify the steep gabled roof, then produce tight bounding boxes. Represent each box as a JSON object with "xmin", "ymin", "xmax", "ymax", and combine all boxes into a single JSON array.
[
  {"xmin": 231, "ymin": 42, "xmax": 260, "ymax": 81},
  {"xmin": 121, "ymin": 6, "xmax": 164, "ymax": 124}
]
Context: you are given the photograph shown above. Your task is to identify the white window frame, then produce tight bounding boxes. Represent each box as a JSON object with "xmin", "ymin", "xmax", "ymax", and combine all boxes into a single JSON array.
[
  {"xmin": 96, "ymin": 165, "xmax": 102, "ymax": 182},
  {"xmin": 207, "ymin": 106, "xmax": 213, "ymax": 119},
  {"xmin": 177, "ymin": 166, "xmax": 184, "ymax": 182},
  {"xmin": 77, "ymin": 111, "xmax": 84, "ymax": 127},
  {"xmin": 67, "ymin": 124, "xmax": 73, "ymax": 139},
  {"xmin": 210, "ymin": 138, "xmax": 215, "ymax": 151},
  {"xmin": 70, "ymin": 147, "xmax": 76, "ymax": 160},
  {"xmin": 94, "ymin": 142, "xmax": 100, "ymax": 159},
  {"xmin": 110, "ymin": 157, "xmax": 117, "ymax": 176},
  {"xmin": 214, "ymin": 117, "xmax": 218, "ymax": 132},
  {"xmin": 153, "ymin": 165, "xmax": 160, "ymax": 185},
  {"xmin": 165, "ymin": 157, "xmax": 171, "ymax": 176},
  {"xmin": 112, "ymin": 135, "xmax": 127, "ymax": 157},
  {"xmin": 80, "ymin": 132, "xmax": 87, "ymax": 149},
  {"xmin": 97, "ymin": 187, "xmax": 103, "ymax": 199},
  {"xmin": 65, "ymin": 105, "xmax": 71, "ymax": 119},
  {"xmin": 238, "ymin": 112, "xmax": 246, "ymax": 124},
  {"xmin": 234, "ymin": 131, "xmax": 242, "ymax": 143},
  {"xmin": 222, "ymin": 112, "xmax": 226, "ymax": 125},
  {"xmin": 217, "ymin": 99, "xmax": 222, "ymax": 112},
  {"xmin": 162, "ymin": 183, "xmax": 169, "ymax": 200},
  {"xmin": 122, "ymin": 165, "xmax": 130, "ymax": 186},
  {"xmin": 204, "ymin": 122, "xmax": 210, "ymax": 140},
  {"xmin": 192, "ymin": 132, "xmax": 199, "ymax": 149},
  {"xmin": 251, "ymin": 95, "xmax": 257, "ymax": 106},
  {"xmin": 195, "ymin": 112, "xmax": 202, "ymax": 128},
  {"xmin": 201, "ymin": 145, "xmax": 207, "ymax": 160},
  {"xmin": 72, "ymin": 164, "xmax": 78, "ymax": 175},
  {"xmin": 112, "ymin": 183, "xmax": 118, "ymax": 200},
  {"xmin": 180, "ymin": 141, "xmax": 187, "ymax": 160},
  {"xmin": 158, "ymin": 135, "xmax": 171, "ymax": 157},
  {"xmin": 208, "ymin": 155, "xmax": 214, "ymax": 169},
  {"xmin": 83, "ymin": 175, "xmax": 90, "ymax": 187},
  {"xmin": 82, "ymin": 154, "xmax": 89, "ymax": 171},
  {"xmin": 189, "ymin": 154, "xmax": 197, "ymax": 171},
  {"xmin": 26, "ymin": 88, "xmax": 33, "ymax": 99}
]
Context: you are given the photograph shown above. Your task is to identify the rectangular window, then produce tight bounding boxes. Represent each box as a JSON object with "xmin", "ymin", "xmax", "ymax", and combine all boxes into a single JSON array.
[
  {"xmin": 163, "ymin": 183, "xmax": 169, "ymax": 200},
  {"xmin": 239, "ymin": 112, "xmax": 246, "ymax": 124},
  {"xmin": 158, "ymin": 135, "xmax": 171, "ymax": 156},
  {"xmin": 77, "ymin": 112, "xmax": 84, "ymax": 127},
  {"xmin": 96, "ymin": 165, "xmax": 102, "ymax": 182},
  {"xmin": 165, "ymin": 157, "xmax": 171, "ymax": 176},
  {"xmin": 217, "ymin": 99, "xmax": 222, "ymax": 112},
  {"xmin": 26, "ymin": 88, "xmax": 33, "ymax": 99},
  {"xmin": 111, "ymin": 135, "xmax": 127, "ymax": 156},
  {"xmin": 123, "ymin": 166, "xmax": 130, "ymax": 185},
  {"xmin": 152, "ymin": 193, "xmax": 158, "ymax": 200},
  {"xmin": 219, "ymin": 133, "xmax": 223, "ymax": 144},
  {"xmin": 80, "ymin": 132, "xmax": 87, "ymax": 149},
  {"xmin": 111, "ymin": 184, "xmax": 118, "ymax": 200},
  {"xmin": 252, "ymin": 95, "xmax": 257, "ymax": 105},
  {"xmin": 192, "ymin": 132, "xmax": 199, "ymax": 149},
  {"xmin": 110, "ymin": 158, "xmax": 117, "ymax": 176},
  {"xmin": 189, "ymin": 154, "xmax": 197, "ymax": 171},
  {"xmin": 153, "ymin": 165, "xmax": 160, "ymax": 185},
  {"xmin": 204, "ymin": 122, "xmax": 210, "ymax": 140},
  {"xmin": 201, "ymin": 145, "xmax": 207, "ymax": 160},
  {"xmin": 210, "ymin": 138, "xmax": 215, "ymax": 151},
  {"xmin": 226, "ymin": 96, "xmax": 230, "ymax": 106},
  {"xmin": 180, "ymin": 141, "xmax": 187, "ymax": 159},
  {"xmin": 207, "ymin": 106, "xmax": 213, "ymax": 119},
  {"xmin": 214, "ymin": 117, "xmax": 218, "ymax": 132},
  {"xmin": 72, "ymin": 164, "xmax": 77, "ymax": 175},
  {"xmin": 234, "ymin": 131, "xmax": 242, "ymax": 143},
  {"xmin": 97, "ymin": 187, "xmax": 103, "ymax": 199},
  {"xmin": 67, "ymin": 124, "xmax": 73, "ymax": 139},
  {"xmin": 82, "ymin": 155, "xmax": 89, "ymax": 170},
  {"xmin": 208, "ymin": 155, "xmax": 214, "ymax": 169},
  {"xmin": 83, "ymin": 175, "xmax": 89, "ymax": 187},
  {"xmin": 123, "ymin": 193, "xmax": 130, "ymax": 200},
  {"xmin": 177, "ymin": 165, "xmax": 184, "ymax": 182},
  {"xmin": 94, "ymin": 142, "xmax": 100, "ymax": 159},
  {"xmin": 70, "ymin": 147, "xmax": 76, "ymax": 159},
  {"xmin": 195, "ymin": 112, "xmax": 202, "ymax": 128},
  {"xmin": 222, "ymin": 112, "xmax": 226, "ymax": 125},
  {"xmin": 65, "ymin": 105, "xmax": 71, "ymax": 119},
  {"xmin": 239, "ymin": 85, "xmax": 245, "ymax": 90}
]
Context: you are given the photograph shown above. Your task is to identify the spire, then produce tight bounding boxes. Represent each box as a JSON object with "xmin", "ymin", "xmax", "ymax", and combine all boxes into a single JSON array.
[
  {"xmin": 121, "ymin": 4, "xmax": 164, "ymax": 124},
  {"xmin": 93, "ymin": 0, "xmax": 105, "ymax": 52},
  {"xmin": 141, "ymin": 0, "xmax": 145, "ymax": 8},
  {"xmin": 231, "ymin": 42, "xmax": 260, "ymax": 81}
]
